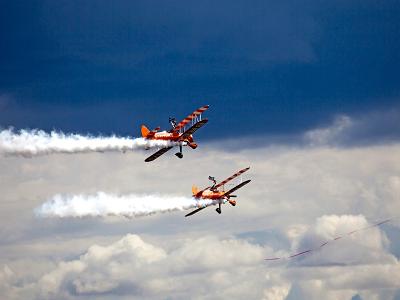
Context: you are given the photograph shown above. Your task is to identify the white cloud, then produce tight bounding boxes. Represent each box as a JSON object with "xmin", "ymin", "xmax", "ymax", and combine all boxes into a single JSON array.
[
  {"xmin": 1, "ymin": 218, "xmax": 399, "ymax": 300},
  {"xmin": 36, "ymin": 234, "xmax": 266, "ymax": 299},
  {"xmin": 289, "ymin": 215, "xmax": 395, "ymax": 266},
  {"xmin": 304, "ymin": 115, "xmax": 353, "ymax": 146},
  {"xmin": 304, "ymin": 108, "xmax": 400, "ymax": 147},
  {"xmin": 0, "ymin": 135, "xmax": 400, "ymax": 299}
]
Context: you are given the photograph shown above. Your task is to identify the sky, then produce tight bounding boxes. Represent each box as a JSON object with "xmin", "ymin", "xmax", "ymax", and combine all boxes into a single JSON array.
[
  {"xmin": 1, "ymin": 0, "xmax": 400, "ymax": 138},
  {"xmin": 0, "ymin": 1, "xmax": 400, "ymax": 299}
]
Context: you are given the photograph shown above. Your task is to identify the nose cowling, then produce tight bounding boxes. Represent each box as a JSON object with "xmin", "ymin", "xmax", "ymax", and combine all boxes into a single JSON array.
[
  {"xmin": 185, "ymin": 135, "xmax": 197, "ymax": 149},
  {"xmin": 188, "ymin": 142, "xmax": 198, "ymax": 149}
]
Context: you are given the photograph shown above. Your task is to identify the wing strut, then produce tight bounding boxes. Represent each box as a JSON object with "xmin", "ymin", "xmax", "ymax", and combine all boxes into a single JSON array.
[
  {"xmin": 179, "ymin": 119, "xmax": 208, "ymax": 140},
  {"xmin": 173, "ymin": 105, "xmax": 209, "ymax": 133}
]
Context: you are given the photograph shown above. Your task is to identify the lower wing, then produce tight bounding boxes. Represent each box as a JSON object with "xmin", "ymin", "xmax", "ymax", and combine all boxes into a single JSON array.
[
  {"xmin": 224, "ymin": 180, "xmax": 251, "ymax": 196},
  {"xmin": 185, "ymin": 206, "xmax": 206, "ymax": 217},
  {"xmin": 145, "ymin": 146, "xmax": 173, "ymax": 162}
]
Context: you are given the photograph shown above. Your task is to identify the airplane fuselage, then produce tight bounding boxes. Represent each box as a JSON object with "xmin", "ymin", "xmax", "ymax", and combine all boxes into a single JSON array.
[
  {"xmin": 150, "ymin": 131, "xmax": 180, "ymax": 141},
  {"xmin": 145, "ymin": 131, "xmax": 197, "ymax": 149},
  {"xmin": 198, "ymin": 190, "xmax": 226, "ymax": 200},
  {"xmin": 194, "ymin": 188, "xmax": 237, "ymax": 209}
]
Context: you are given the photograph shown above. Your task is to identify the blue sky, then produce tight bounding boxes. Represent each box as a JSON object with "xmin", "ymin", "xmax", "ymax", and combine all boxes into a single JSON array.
[{"xmin": 1, "ymin": 0, "xmax": 399, "ymax": 139}]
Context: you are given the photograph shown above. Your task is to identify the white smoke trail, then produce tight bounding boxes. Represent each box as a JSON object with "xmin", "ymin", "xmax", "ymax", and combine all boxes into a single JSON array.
[
  {"xmin": 0, "ymin": 128, "xmax": 175, "ymax": 157},
  {"xmin": 35, "ymin": 192, "xmax": 215, "ymax": 218}
]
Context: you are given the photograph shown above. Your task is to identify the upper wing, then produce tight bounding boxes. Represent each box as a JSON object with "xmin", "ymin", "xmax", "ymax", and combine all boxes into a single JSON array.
[
  {"xmin": 224, "ymin": 179, "xmax": 251, "ymax": 196},
  {"xmin": 144, "ymin": 146, "xmax": 173, "ymax": 162},
  {"xmin": 214, "ymin": 167, "xmax": 250, "ymax": 189},
  {"xmin": 173, "ymin": 105, "xmax": 209, "ymax": 133},
  {"xmin": 179, "ymin": 119, "xmax": 208, "ymax": 140},
  {"xmin": 185, "ymin": 206, "xmax": 206, "ymax": 217}
]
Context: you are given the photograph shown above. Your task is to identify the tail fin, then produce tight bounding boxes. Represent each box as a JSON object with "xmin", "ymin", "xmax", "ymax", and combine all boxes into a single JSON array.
[
  {"xmin": 141, "ymin": 125, "xmax": 150, "ymax": 138},
  {"xmin": 192, "ymin": 185, "xmax": 199, "ymax": 196}
]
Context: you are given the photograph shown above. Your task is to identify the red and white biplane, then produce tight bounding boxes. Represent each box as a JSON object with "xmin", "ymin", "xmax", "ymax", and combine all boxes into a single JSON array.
[
  {"xmin": 186, "ymin": 167, "xmax": 251, "ymax": 217},
  {"xmin": 141, "ymin": 105, "xmax": 209, "ymax": 162}
]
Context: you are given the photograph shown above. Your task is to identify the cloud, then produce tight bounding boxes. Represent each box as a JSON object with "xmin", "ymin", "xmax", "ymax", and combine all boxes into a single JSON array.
[
  {"xmin": 304, "ymin": 108, "xmax": 400, "ymax": 147},
  {"xmin": 0, "ymin": 132, "xmax": 400, "ymax": 299},
  {"xmin": 36, "ymin": 234, "xmax": 266, "ymax": 299},
  {"xmin": 41, "ymin": 1, "xmax": 317, "ymax": 67},
  {"xmin": 0, "ymin": 94, "xmax": 12, "ymax": 111},
  {"xmin": 289, "ymin": 215, "xmax": 395, "ymax": 266},
  {"xmin": 2, "ymin": 222, "xmax": 398, "ymax": 300},
  {"xmin": 304, "ymin": 115, "xmax": 353, "ymax": 146}
]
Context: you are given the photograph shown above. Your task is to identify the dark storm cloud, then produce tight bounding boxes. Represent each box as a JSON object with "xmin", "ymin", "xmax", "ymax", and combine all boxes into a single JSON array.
[{"xmin": 0, "ymin": 0, "xmax": 399, "ymax": 140}]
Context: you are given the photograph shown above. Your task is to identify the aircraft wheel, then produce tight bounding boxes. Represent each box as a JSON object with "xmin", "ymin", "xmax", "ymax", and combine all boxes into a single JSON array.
[
  {"xmin": 175, "ymin": 152, "xmax": 183, "ymax": 159},
  {"xmin": 216, "ymin": 208, "xmax": 221, "ymax": 214}
]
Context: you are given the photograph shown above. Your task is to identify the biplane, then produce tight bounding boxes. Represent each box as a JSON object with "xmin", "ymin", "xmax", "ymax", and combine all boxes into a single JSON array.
[
  {"xmin": 185, "ymin": 167, "xmax": 251, "ymax": 217},
  {"xmin": 141, "ymin": 105, "xmax": 209, "ymax": 162}
]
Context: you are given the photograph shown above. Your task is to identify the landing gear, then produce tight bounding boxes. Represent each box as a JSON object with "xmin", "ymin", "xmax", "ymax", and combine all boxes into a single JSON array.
[
  {"xmin": 216, "ymin": 203, "xmax": 222, "ymax": 214},
  {"xmin": 175, "ymin": 144, "xmax": 183, "ymax": 159}
]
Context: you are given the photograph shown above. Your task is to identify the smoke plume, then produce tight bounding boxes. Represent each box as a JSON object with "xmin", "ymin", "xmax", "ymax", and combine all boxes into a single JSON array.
[
  {"xmin": 35, "ymin": 192, "xmax": 214, "ymax": 218},
  {"xmin": 0, "ymin": 128, "xmax": 175, "ymax": 157}
]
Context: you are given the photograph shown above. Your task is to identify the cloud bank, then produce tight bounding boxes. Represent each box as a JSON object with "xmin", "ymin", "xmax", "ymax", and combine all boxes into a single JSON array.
[
  {"xmin": 2, "ymin": 218, "xmax": 398, "ymax": 300},
  {"xmin": 1, "ymin": 119, "xmax": 399, "ymax": 299}
]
